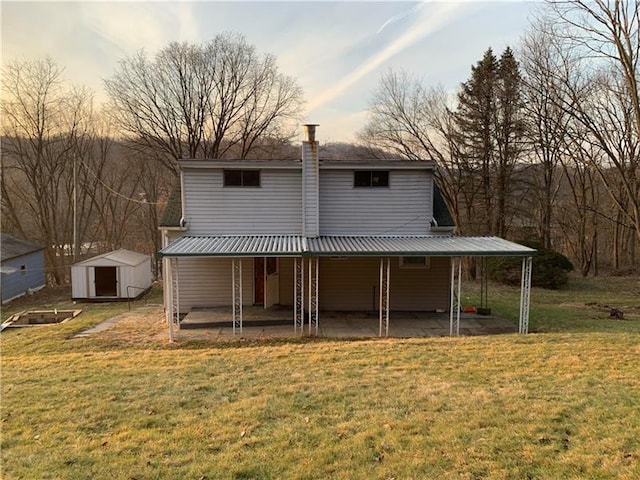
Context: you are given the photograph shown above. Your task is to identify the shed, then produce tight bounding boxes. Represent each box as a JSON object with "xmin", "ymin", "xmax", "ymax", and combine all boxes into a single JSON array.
[
  {"xmin": 1, "ymin": 233, "xmax": 46, "ymax": 304},
  {"xmin": 71, "ymin": 249, "xmax": 152, "ymax": 300}
]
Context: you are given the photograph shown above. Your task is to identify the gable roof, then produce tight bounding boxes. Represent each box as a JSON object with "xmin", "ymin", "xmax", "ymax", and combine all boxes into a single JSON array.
[
  {"xmin": 72, "ymin": 249, "xmax": 149, "ymax": 267},
  {"xmin": 1, "ymin": 234, "xmax": 45, "ymax": 262},
  {"xmin": 159, "ymin": 179, "xmax": 183, "ymax": 228}
]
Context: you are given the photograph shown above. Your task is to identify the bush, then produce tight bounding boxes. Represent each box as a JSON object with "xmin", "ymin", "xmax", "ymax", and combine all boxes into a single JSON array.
[{"xmin": 488, "ymin": 241, "xmax": 574, "ymax": 289}]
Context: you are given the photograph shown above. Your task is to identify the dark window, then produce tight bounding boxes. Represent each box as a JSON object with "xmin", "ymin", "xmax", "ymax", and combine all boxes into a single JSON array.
[
  {"xmin": 354, "ymin": 170, "xmax": 389, "ymax": 187},
  {"xmin": 224, "ymin": 169, "xmax": 260, "ymax": 187},
  {"xmin": 399, "ymin": 256, "xmax": 430, "ymax": 268}
]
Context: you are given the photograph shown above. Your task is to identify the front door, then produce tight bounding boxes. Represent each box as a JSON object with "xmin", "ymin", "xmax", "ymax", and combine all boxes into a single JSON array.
[
  {"xmin": 254, "ymin": 258, "xmax": 264, "ymax": 305},
  {"xmin": 95, "ymin": 266, "xmax": 117, "ymax": 296},
  {"xmin": 264, "ymin": 257, "xmax": 279, "ymax": 308}
]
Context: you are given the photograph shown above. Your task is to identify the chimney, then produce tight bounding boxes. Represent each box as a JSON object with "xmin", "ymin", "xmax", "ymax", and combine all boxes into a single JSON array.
[{"xmin": 302, "ymin": 124, "xmax": 319, "ymax": 238}]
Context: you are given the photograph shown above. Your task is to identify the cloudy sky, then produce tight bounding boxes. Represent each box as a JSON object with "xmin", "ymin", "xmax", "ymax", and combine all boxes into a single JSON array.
[{"xmin": 2, "ymin": 1, "xmax": 539, "ymax": 142}]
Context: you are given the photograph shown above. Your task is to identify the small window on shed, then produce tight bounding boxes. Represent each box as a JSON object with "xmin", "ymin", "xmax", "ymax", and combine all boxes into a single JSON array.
[
  {"xmin": 20, "ymin": 265, "xmax": 26, "ymax": 276},
  {"xmin": 354, "ymin": 170, "xmax": 389, "ymax": 187},
  {"xmin": 224, "ymin": 169, "xmax": 260, "ymax": 187}
]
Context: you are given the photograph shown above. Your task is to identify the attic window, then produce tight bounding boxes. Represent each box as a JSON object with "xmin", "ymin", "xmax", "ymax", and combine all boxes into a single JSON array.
[
  {"xmin": 354, "ymin": 170, "xmax": 389, "ymax": 187},
  {"xmin": 224, "ymin": 169, "xmax": 260, "ymax": 187}
]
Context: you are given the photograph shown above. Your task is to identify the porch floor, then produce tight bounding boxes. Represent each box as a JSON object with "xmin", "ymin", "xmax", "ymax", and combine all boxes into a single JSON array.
[{"xmin": 177, "ymin": 306, "xmax": 516, "ymax": 339}]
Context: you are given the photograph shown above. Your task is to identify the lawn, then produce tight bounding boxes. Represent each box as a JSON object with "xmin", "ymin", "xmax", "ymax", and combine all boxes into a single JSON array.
[{"xmin": 1, "ymin": 276, "xmax": 639, "ymax": 479}]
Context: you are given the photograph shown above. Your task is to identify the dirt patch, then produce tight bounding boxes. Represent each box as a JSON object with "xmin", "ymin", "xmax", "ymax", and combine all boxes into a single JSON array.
[{"xmin": 585, "ymin": 302, "xmax": 640, "ymax": 318}]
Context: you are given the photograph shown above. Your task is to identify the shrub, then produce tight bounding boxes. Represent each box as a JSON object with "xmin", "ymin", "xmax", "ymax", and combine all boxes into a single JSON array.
[{"xmin": 488, "ymin": 241, "xmax": 574, "ymax": 289}]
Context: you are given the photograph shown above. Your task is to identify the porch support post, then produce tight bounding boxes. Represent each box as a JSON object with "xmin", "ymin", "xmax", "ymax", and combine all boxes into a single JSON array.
[
  {"xmin": 449, "ymin": 257, "xmax": 461, "ymax": 336},
  {"xmin": 294, "ymin": 256, "xmax": 304, "ymax": 333},
  {"xmin": 379, "ymin": 257, "xmax": 390, "ymax": 337},
  {"xmin": 169, "ymin": 257, "xmax": 180, "ymax": 341},
  {"xmin": 308, "ymin": 257, "xmax": 319, "ymax": 335},
  {"xmin": 232, "ymin": 258, "xmax": 243, "ymax": 335},
  {"xmin": 519, "ymin": 256, "xmax": 533, "ymax": 334}
]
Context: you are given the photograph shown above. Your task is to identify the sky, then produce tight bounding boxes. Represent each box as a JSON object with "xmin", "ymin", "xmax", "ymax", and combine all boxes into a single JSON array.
[{"xmin": 1, "ymin": 1, "xmax": 540, "ymax": 143}]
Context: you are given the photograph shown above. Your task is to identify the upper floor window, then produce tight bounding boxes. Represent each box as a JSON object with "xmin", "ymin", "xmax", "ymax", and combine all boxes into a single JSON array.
[
  {"xmin": 354, "ymin": 170, "xmax": 389, "ymax": 187},
  {"xmin": 224, "ymin": 169, "xmax": 260, "ymax": 187}
]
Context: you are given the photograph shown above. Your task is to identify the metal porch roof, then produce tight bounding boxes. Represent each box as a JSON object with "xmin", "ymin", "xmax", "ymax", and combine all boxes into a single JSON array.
[
  {"xmin": 160, "ymin": 235, "xmax": 535, "ymax": 257},
  {"xmin": 160, "ymin": 235, "xmax": 306, "ymax": 257}
]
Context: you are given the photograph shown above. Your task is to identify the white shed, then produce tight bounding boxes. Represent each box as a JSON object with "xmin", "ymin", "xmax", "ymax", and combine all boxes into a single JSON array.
[{"xmin": 71, "ymin": 249, "xmax": 152, "ymax": 300}]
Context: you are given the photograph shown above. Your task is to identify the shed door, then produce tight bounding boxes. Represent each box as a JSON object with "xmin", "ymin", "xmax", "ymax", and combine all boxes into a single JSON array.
[{"xmin": 95, "ymin": 266, "xmax": 118, "ymax": 297}]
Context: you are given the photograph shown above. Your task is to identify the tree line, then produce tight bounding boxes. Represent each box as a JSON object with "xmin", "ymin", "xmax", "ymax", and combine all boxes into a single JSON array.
[
  {"xmin": 2, "ymin": 1, "xmax": 638, "ymax": 285},
  {"xmin": 360, "ymin": 0, "xmax": 639, "ymax": 276}
]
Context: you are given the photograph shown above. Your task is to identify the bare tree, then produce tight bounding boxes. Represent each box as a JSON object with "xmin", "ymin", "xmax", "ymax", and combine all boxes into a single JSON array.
[
  {"xmin": 105, "ymin": 34, "xmax": 304, "ymax": 172},
  {"xmin": 520, "ymin": 24, "xmax": 573, "ymax": 248},
  {"xmin": 546, "ymin": 0, "xmax": 640, "ymax": 247},
  {"xmin": 1, "ymin": 58, "xmax": 100, "ymax": 284},
  {"xmin": 358, "ymin": 70, "xmax": 468, "ymax": 233}
]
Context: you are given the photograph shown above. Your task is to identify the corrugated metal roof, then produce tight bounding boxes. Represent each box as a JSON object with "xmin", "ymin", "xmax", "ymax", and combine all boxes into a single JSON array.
[
  {"xmin": 308, "ymin": 236, "xmax": 535, "ymax": 256},
  {"xmin": 160, "ymin": 235, "xmax": 535, "ymax": 257},
  {"xmin": 160, "ymin": 235, "xmax": 306, "ymax": 257}
]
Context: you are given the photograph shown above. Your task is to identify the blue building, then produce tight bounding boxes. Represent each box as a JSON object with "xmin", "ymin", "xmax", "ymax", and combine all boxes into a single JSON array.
[{"xmin": 1, "ymin": 234, "xmax": 46, "ymax": 304}]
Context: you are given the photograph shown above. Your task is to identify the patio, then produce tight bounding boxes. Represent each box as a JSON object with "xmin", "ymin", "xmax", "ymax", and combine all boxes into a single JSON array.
[{"xmin": 176, "ymin": 306, "xmax": 517, "ymax": 340}]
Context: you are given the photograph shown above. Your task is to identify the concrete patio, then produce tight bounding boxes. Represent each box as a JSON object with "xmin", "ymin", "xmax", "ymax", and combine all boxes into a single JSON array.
[{"xmin": 175, "ymin": 306, "xmax": 517, "ymax": 340}]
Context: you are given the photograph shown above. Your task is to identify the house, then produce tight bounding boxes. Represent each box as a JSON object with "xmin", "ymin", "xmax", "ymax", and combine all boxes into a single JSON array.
[
  {"xmin": 159, "ymin": 125, "xmax": 535, "ymax": 340},
  {"xmin": 71, "ymin": 249, "xmax": 153, "ymax": 301},
  {"xmin": 1, "ymin": 233, "xmax": 46, "ymax": 304}
]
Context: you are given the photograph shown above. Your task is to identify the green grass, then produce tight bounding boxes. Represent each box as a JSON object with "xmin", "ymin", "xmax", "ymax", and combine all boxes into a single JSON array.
[{"xmin": 1, "ymin": 277, "xmax": 639, "ymax": 479}]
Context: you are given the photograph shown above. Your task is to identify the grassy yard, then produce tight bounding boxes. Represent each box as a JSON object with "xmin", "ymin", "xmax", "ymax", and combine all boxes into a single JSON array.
[{"xmin": 1, "ymin": 276, "xmax": 639, "ymax": 479}]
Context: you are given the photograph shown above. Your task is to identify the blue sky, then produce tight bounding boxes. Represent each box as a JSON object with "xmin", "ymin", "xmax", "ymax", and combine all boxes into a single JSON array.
[{"xmin": 2, "ymin": 1, "xmax": 539, "ymax": 142}]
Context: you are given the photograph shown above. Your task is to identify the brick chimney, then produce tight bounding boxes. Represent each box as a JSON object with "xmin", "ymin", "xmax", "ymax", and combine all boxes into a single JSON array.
[{"xmin": 302, "ymin": 124, "xmax": 319, "ymax": 238}]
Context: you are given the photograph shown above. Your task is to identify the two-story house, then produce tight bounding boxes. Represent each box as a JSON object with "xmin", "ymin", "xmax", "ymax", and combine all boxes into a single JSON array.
[{"xmin": 159, "ymin": 125, "xmax": 535, "ymax": 340}]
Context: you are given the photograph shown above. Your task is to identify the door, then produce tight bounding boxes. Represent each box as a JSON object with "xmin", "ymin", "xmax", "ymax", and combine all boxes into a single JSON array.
[
  {"xmin": 254, "ymin": 258, "xmax": 264, "ymax": 305},
  {"xmin": 264, "ymin": 257, "xmax": 279, "ymax": 308},
  {"xmin": 95, "ymin": 266, "xmax": 118, "ymax": 296}
]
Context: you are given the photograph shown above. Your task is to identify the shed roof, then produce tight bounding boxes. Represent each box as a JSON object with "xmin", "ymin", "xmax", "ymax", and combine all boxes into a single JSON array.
[
  {"xmin": 160, "ymin": 235, "xmax": 536, "ymax": 258},
  {"xmin": 73, "ymin": 249, "xmax": 150, "ymax": 267},
  {"xmin": 1, "ymin": 234, "xmax": 45, "ymax": 262}
]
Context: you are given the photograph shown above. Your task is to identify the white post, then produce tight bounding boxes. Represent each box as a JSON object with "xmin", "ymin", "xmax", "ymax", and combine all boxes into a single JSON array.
[
  {"xmin": 379, "ymin": 257, "xmax": 390, "ymax": 337},
  {"xmin": 519, "ymin": 256, "xmax": 533, "ymax": 334},
  {"xmin": 294, "ymin": 257, "xmax": 304, "ymax": 333},
  {"xmin": 449, "ymin": 257, "xmax": 461, "ymax": 336},
  {"xmin": 232, "ymin": 258, "xmax": 243, "ymax": 335}
]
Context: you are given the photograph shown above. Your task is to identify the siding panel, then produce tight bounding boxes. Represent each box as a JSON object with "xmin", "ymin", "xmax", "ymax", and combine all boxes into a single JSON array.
[
  {"xmin": 319, "ymin": 169, "xmax": 432, "ymax": 235},
  {"xmin": 318, "ymin": 256, "xmax": 450, "ymax": 311},
  {"xmin": 176, "ymin": 257, "xmax": 253, "ymax": 310},
  {"xmin": 183, "ymin": 169, "xmax": 302, "ymax": 235}
]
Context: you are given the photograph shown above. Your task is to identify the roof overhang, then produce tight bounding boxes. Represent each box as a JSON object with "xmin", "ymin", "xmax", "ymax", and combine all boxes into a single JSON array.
[{"xmin": 159, "ymin": 235, "xmax": 536, "ymax": 258}]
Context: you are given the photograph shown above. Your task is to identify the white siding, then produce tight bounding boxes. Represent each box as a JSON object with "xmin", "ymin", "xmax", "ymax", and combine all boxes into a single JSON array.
[
  {"xmin": 71, "ymin": 265, "xmax": 88, "ymax": 298},
  {"xmin": 183, "ymin": 168, "xmax": 302, "ymax": 235},
  {"xmin": 319, "ymin": 169, "xmax": 432, "ymax": 235},
  {"xmin": 318, "ymin": 256, "xmax": 450, "ymax": 311},
  {"xmin": 175, "ymin": 257, "xmax": 253, "ymax": 310}
]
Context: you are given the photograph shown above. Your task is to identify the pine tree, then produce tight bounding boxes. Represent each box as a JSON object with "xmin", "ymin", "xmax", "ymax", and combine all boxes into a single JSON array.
[
  {"xmin": 454, "ymin": 47, "xmax": 525, "ymax": 237},
  {"xmin": 454, "ymin": 48, "xmax": 498, "ymax": 234}
]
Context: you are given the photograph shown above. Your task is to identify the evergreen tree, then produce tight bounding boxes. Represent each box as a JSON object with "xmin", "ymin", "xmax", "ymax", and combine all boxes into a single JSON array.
[{"xmin": 454, "ymin": 47, "xmax": 525, "ymax": 237}]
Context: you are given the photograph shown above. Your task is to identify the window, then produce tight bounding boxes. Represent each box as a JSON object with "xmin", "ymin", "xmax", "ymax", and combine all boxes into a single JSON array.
[
  {"xmin": 399, "ymin": 256, "xmax": 430, "ymax": 269},
  {"xmin": 354, "ymin": 170, "xmax": 389, "ymax": 187},
  {"xmin": 223, "ymin": 169, "xmax": 260, "ymax": 187}
]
